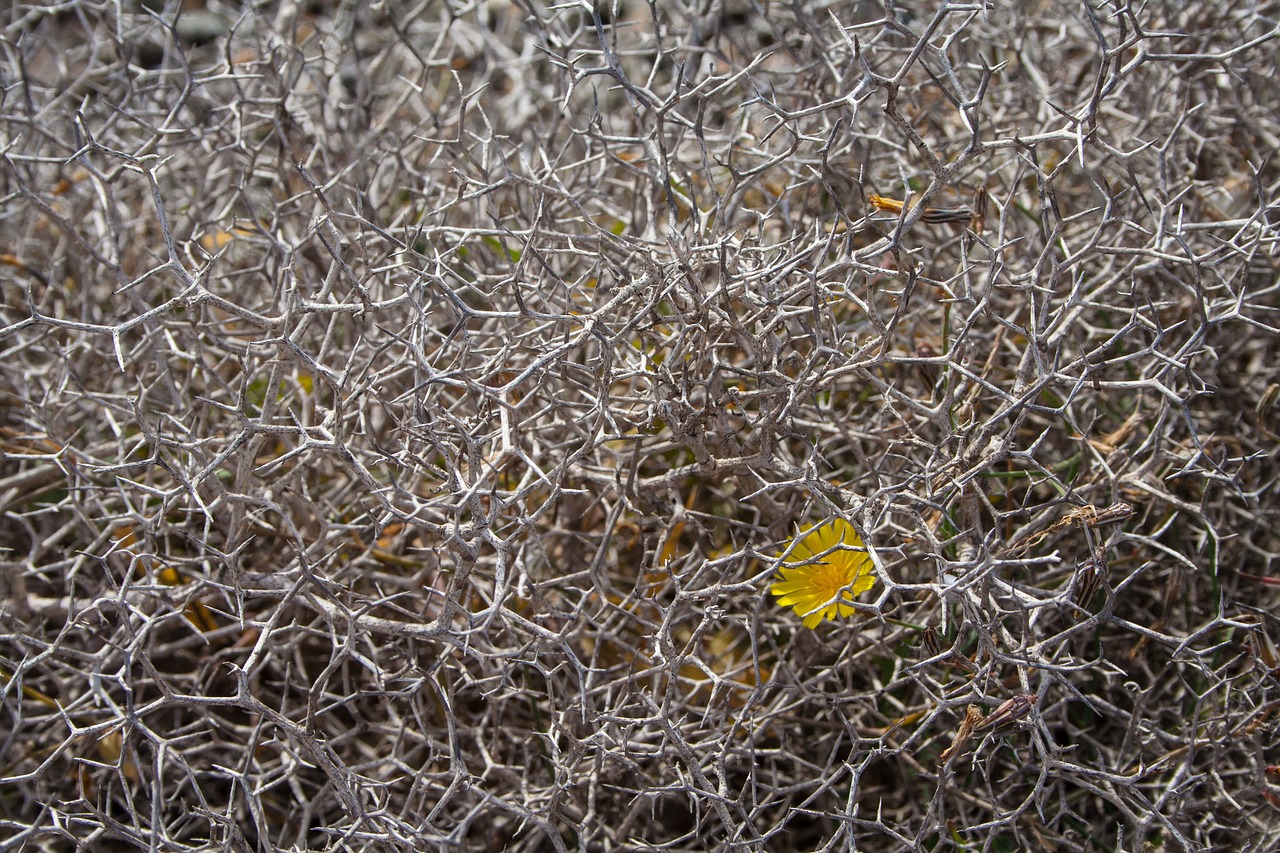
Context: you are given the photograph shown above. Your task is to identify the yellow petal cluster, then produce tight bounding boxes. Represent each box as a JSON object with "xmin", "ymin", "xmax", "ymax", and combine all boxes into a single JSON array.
[{"xmin": 770, "ymin": 518, "xmax": 875, "ymax": 629}]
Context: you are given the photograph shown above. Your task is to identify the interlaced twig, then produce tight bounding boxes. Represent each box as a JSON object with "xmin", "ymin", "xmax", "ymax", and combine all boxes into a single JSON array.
[{"xmin": 2, "ymin": 2, "xmax": 1279, "ymax": 851}]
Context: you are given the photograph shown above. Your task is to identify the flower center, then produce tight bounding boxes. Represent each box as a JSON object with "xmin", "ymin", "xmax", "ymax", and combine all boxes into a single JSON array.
[{"xmin": 813, "ymin": 560, "xmax": 852, "ymax": 602}]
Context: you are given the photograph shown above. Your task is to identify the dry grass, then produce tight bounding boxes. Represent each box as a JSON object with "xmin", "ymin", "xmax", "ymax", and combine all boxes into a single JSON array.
[{"xmin": 3, "ymin": 1, "xmax": 1280, "ymax": 850}]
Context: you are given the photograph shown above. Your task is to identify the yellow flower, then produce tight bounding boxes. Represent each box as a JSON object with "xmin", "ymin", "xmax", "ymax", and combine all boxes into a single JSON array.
[{"xmin": 770, "ymin": 518, "xmax": 875, "ymax": 629}]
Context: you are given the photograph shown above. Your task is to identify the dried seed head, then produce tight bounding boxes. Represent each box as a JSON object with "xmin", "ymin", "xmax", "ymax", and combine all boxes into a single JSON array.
[
  {"xmin": 939, "ymin": 703, "xmax": 987, "ymax": 764},
  {"xmin": 1073, "ymin": 557, "xmax": 1108, "ymax": 610},
  {"xmin": 920, "ymin": 625, "xmax": 944, "ymax": 659},
  {"xmin": 1084, "ymin": 502, "xmax": 1134, "ymax": 526},
  {"xmin": 1257, "ymin": 383, "xmax": 1280, "ymax": 419},
  {"xmin": 1251, "ymin": 625, "xmax": 1280, "ymax": 671},
  {"xmin": 970, "ymin": 186, "xmax": 988, "ymax": 234},
  {"xmin": 974, "ymin": 694, "xmax": 1038, "ymax": 735}
]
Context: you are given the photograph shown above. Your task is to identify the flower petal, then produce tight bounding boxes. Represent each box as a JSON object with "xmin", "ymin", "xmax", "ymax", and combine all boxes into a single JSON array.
[{"xmin": 770, "ymin": 517, "xmax": 876, "ymax": 628}]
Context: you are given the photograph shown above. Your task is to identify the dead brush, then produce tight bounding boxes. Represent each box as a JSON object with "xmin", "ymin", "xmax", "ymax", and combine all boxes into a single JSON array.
[{"xmin": 1, "ymin": 1, "xmax": 1280, "ymax": 851}]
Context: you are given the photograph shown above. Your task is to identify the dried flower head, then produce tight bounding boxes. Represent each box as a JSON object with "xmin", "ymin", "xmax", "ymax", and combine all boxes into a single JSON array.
[{"xmin": 770, "ymin": 518, "xmax": 875, "ymax": 628}]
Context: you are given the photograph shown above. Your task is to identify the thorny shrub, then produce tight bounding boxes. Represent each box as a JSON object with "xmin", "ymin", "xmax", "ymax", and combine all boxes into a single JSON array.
[{"xmin": 2, "ymin": 1, "xmax": 1280, "ymax": 851}]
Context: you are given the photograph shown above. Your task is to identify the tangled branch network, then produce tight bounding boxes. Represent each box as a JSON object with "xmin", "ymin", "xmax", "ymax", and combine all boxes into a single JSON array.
[{"xmin": 2, "ymin": 1, "xmax": 1280, "ymax": 851}]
